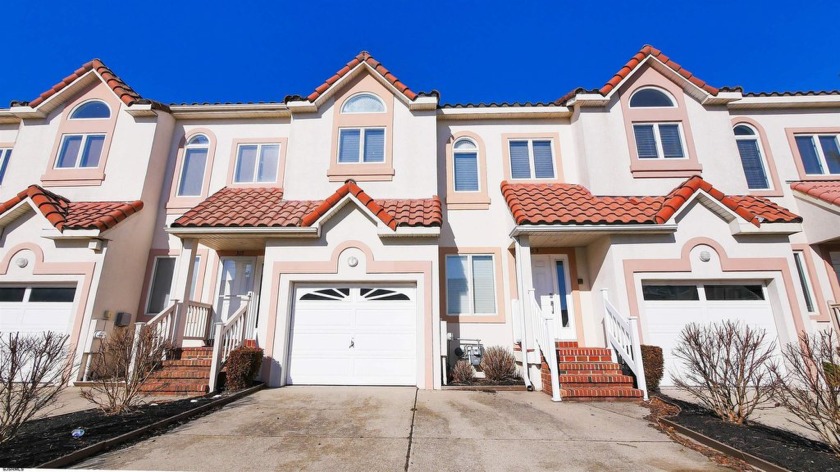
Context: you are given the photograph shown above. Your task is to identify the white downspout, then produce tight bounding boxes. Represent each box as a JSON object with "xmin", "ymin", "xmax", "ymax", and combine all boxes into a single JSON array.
[{"xmin": 513, "ymin": 237, "xmax": 533, "ymax": 391}]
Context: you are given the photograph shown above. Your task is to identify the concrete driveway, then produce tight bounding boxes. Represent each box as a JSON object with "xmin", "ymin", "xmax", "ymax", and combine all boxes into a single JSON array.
[{"xmin": 76, "ymin": 387, "xmax": 728, "ymax": 471}]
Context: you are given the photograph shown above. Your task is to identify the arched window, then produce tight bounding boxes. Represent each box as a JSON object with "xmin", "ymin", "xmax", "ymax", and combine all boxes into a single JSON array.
[
  {"xmin": 70, "ymin": 100, "xmax": 111, "ymax": 119},
  {"xmin": 341, "ymin": 93, "xmax": 385, "ymax": 113},
  {"xmin": 629, "ymin": 88, "xmax": 675, "ymax": 108},
  {"xmin": 177, "ymin": 134, "xmax": 210, "ymax": 196},
  {"xmin": 733, "ymin": 124, "xmax": 769, "ymax": 189},
  {"xmin": 453, "ymin": 138, "xmax": 479, "ymax": 192}
]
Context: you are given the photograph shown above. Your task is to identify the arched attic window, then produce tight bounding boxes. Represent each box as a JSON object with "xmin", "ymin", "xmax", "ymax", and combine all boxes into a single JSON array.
[
  {"xmin": 453, "ymin": 138, "xmax": 479, "ymax": 192},
  {"xmin": 176, "ymin": 134, "xmax": 211, "ymax": 196},
  {"xmin": 341, "ymin": 93, "xmax": 386, "ymax": 113},
  {"xmin": 70, "ymin": 100, "xmax": 111, "ymax": 119},
  {"xmin": 629, "ymin": 87, "xmax": 675, "ymax": 108},
  {"xmin": 734, "ymin": 124, "xmax": 770, "ymax": 189}
]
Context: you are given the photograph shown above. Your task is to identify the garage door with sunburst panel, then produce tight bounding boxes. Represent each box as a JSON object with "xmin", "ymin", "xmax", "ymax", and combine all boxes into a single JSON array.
[{"xmin": 288, "ymin": 285, "xmax": 417, "ymax": 386}]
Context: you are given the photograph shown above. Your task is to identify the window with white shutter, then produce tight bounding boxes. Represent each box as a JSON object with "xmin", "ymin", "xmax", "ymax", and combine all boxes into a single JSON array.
[
  {"xmin": 445, "ymin": 254, "xmax": 497, "ymax": 315},
  {"xmin": 508, "ymin": 139, "xmax": 555, "ymax": 180}
]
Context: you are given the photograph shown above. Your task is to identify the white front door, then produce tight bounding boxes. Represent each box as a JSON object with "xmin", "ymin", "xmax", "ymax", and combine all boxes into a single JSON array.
[
  {"xmin": 288, "ymin": 285, "xmax": 417, "ymax": 385},
  {"xmin": 532, "ymin": 255, "xmax": 576, "ymax": 340},
  {"xmin": 215, "ymin": 257, "xmax": 257, "ymax": 323}
]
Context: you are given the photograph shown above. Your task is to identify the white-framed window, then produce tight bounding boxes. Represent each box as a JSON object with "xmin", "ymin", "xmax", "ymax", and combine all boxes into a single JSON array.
[
  {"xmin": 792, "ymin": 251, "xmax": 816, "ymax": 313},
  {"xmin": 509, "ymin": 139, "xmax": 555, "ymax": 179},
  {"xmin": 629, "ymin": 87, "xmax": 676, "ymax": 108},
  {"xmin": 177, "ymin": 134, "xmax": 210, "ymax": 196},
  {"xmin": 234, "ymin": 143, "xmax": 280, "ymax": 183},
  {"xmin": 445, "ymin": 254, "xmax": 497, "ymax": 315},
  {"xmin": 69, "ymin": 100, "xmax": 111, "ymax": 119},
  {"xmin": 55, "ymin": 134, "xmax": 106, "ymax": 168},
  {"xmin": 341, "ymin": 93, "xmax": 386, "ymax": 114},
  {"xmin": 453, "ymin": 138, "xmax": 479, "ymax": 192},
  {"xmin": 794, "ymin": 134, "xmax": 840, "ymax": 175},
  {"xmin": 734, "ymin": 124, "xmax": 770, "ymax": 190},
  {"xmin": 338, "ymin": 128, "xmax": 385, "ymax": 163},
  {"xmin": 633, "ymin": 123, "xmax": 685, "ymax": 159},
  {"xmin": 0, "ymin": 148, "xmax": 11, "ymax": 185}
]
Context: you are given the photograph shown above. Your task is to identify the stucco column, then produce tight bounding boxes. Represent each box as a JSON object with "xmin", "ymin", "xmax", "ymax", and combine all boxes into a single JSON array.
[
  {"xmin": 514, "ymin": 234, "xmax": 536, "ymax": 379},
  {"xmin": 171, "ymin": 238, "xmax": 198, "ymax": 346}
]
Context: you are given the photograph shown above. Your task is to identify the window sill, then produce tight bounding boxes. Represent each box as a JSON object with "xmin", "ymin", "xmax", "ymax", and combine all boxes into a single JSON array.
[
  {"xmin": 446, "ymin": 195, "xmax": 491, "ymax": 210},
  {"xmin": 747, "ymin": 188, "xmax": 784, "ymax": 198},
  {"xmin": 327, "ymin": 164, "xmax": 394, "ymax": 182},
  {"xmin": 630, "ymin": 159, "xmax": 702, "ymax": 179},
  {"xmin": 41, "ymin": 168, "xmax": 106, "ymax": 187},
  {"xmin": 166, "ymin": 196, "xmax": 205, "ymax": 214},
  {"xmin": 798, "ymin": 174, "xmax": 840, "ymax": 181}
]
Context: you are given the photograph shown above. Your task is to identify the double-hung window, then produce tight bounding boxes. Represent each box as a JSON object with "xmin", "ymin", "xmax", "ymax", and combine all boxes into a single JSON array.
[
  {"xmin": 509, "ymin": 139, "xmax": 555, "ymax": 179},
  {"xmin": 0, "ymin": 148, "xmax": 11, "ymax": 185},
  {"xmin": 445, "ymin": 254, "xmax": 497, "ymax": 315},
  {"xmin": 453, "ymin": 139, "xmax": 479, "ymax": 191},
  {"xmin": 734, "ymin": 125, "xmax": 769, "ymax": 189},
  {"xmin": 234, "ymin": 143, "xmax": 280, "ymax": 183},
  {"xmin": 338, "ymin": 128, "xmax": 385, "ymax": 163},
  {"xmin": 794, "ymin": 134, "xmax": 840, "ymax": 176},
  {"xmin": 55, "ymin": 134, "xmax": 106, "ymax": 168},
  {"xmin": 633, "ymin": 123, "xmax": 685, "ymax": 159},
  {"xmin": 177, "ymin": 135, "xmax": 210, "ymax": 197}
]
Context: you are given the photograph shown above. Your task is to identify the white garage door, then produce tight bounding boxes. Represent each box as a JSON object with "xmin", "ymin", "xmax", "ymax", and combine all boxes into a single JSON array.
[
  {"xmin": 288, "ymin": 285, "xmax": 417, "ymax": 386},
  {"xmin": 642, "ymin": 282, "xmax": 779, "ymax": 386},
  {"xmin": 0, "ymin": 286, "xmax": 76, "ymax": 337}
]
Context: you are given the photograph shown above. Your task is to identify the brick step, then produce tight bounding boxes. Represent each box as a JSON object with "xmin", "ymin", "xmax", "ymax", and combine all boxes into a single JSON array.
[
  {"xmin": 139, "ymin": 379, "xmax": 209, "ymax": 394},
  {"xmin": 176, "ymin": 348, "xmax": 214, "ymax": 359},
  {"xmin": 555, "ymin": 347, "xmax": 613, "ymax": 357},
  {"xmin": 559, "ymin": 387, "xmax": 644, "ymax": 399},
  {"xmin": 163, "ymin": 359, "xmax": 212, "ymax": 368},
  {"xmin": 557, "ymin": 355, "xmax": 614, "ymax": 363},
  {"xmin": 148, "ymin": 369, "xmax": 210, "ymax": 380},
  {"xmin": 558, "ymin": 362, "xmax": 622, "ymax": 372},
  {"xmin": 558, "ymin": 374, "xmax": 635, "ymax": 384},
  {"xmin": 554, "ymin": 341, "xmax": 579, "ymax": 348}
]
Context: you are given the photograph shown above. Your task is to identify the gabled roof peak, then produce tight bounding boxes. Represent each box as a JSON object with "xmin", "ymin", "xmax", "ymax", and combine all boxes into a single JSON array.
[
  {"xmin": 303, "ymin": 50, "xmax": 419, "ymax": 103},
  {"xmin": 25, "ymin": 58, "xmax": 147, "ymax": 109}
]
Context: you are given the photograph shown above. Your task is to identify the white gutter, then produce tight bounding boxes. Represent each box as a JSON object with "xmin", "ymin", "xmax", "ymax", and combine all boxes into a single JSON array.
[{"xmin": 510, "ymin": 224, "xmax": 678, "ymax": 237}]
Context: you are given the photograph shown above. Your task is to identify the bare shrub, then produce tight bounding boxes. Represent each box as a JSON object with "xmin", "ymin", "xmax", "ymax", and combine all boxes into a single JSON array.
[
  {"xmin": 224, "ymin": 346, "xmax": 263, "ymax": 391},
  {"xmin": 641, "ymin": 345, "xmax": 664, "ymax": 392},
  {"xmin": 480, "ymin": 346, "xmax": 518, "ymax": 383},
  {"xmin": 80, "ymin": 326, "xmax": 170, "ymax": 415},
  {"xmin": 673, "ymin": 320, "xmax": 777, "ymax": 424},
  {"xmin": 770, "ymin": 330, "xmax": 840, "ymax": 455},
  {"xmin": 451, "ymin": 360, "xmax": 475, "ymax": 384},
  {"xmin": 0, "ymin": 331, "xmax": 72, "ymax": 443}
]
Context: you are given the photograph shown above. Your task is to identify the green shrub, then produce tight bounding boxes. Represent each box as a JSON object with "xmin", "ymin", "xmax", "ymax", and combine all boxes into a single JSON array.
[
  {"xmin": 480, "ymin": 346, "xmax": 518, "ymax": 383},
  {"xmin": 450, "ymin": 360, "xmax": 475, "ymax": 384},
  {"xmin": 641, "ymin": 345, "xmax": 664, "ymax": 392},
  {"xmin": 225, "ymin": 346, "xmax": 263, "ymax": 391}
]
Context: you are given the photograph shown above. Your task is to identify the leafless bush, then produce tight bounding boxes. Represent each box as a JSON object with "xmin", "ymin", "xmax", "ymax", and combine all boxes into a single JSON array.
[
  {"xmin": 673, "ymin": 320, "xmax": 777, "ymax": 424},
  {"xmin": 451, "ymin": 360, "xmax": 475, "ymax": 384},
  {"xmin": 80, "ymin": 326, "xmax": 170, "ymax": 415},
  {"xmin": 0, "ymin": 331, "xmax": 72, "ymax": 443},
  {"xmin": 771, "ymin": 330, "xmax": 840, "ymax": 455},
  {"xmin": 480, "ymin": 346, "xmax": 518, "ymax": 383}
]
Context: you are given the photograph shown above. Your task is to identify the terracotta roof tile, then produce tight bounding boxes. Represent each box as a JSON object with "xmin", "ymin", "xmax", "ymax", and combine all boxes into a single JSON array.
[
  {"xmin": 172, "ymin": 183, "xmax": 441, "ymax": 230},
  {"xmin": 0, "ymin": 185, "xmax": 143, "ymax": 232},
  {"xmin": 305, "ymin": 51, "xmax": 418, "ymax": 103},
  {"xmin": 598, "ymin": 45, "xmax": 720, "ymax": 97},
  {"xmin": 790, "ymin": 180, "xmax": 840, "ymax": 207},
  {"xmin": 28, "ymin": 59, "xmax": 147, "ymax": 108},
  {"xmin": 501, "ymin": 176, "xmax": 800, "ymax": 227}
]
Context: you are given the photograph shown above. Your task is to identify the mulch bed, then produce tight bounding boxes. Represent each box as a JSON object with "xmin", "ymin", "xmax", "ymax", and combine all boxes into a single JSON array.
[
  {"xmin": 0, "ymin": 393, "xmax": 233, "ymax": 468},
  {"xmin": 658, "ymin": 395, "xmax": 840, "ymax": 472},
  {"xmin": 446, "ymin": 378, "xmax": 526, "ymax": 391}
]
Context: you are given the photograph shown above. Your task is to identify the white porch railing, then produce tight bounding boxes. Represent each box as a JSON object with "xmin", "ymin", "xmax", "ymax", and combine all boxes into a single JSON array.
[
  {"xmin": 183, "ymin": 301, "xmax": 214, "ymax": 340},
  {"xmin": 601, "ymin": 289, "xmax": 648, "ymax": 401},
  {"xmin": 528, "ymin": 289, "xmax": 561, "ymax": 401},
  {"xmin": 208, "ymin": 296, "xmax": 251, "ymax": 392},
  {"xmin": 142, "ymin": 302, "xmax": 179, "ymax": 345}
]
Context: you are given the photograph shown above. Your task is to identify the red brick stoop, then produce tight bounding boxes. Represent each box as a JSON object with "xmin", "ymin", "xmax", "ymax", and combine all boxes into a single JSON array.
[
  {"xmin": 139, "ymin": 347, "xmax": 214, "ymax": 396},
  {"xmin": 541, "ymin": 345, "xmax": 643, "ymax": 401}
]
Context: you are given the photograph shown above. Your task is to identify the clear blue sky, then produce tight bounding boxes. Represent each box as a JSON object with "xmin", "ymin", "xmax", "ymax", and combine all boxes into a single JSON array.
[{"xmin": 1, "ymin": 0, "xmax": 838, "ymax": 106}]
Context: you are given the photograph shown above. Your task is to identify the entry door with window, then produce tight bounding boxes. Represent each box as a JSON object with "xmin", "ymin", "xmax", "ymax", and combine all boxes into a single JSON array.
[
  {"xmin": 215, "ymin": 257, "xmax": 258, "ymax": 323},
  {"xmin": 531, "ymin": 255, "xmax": 576, "ymax": 340}
]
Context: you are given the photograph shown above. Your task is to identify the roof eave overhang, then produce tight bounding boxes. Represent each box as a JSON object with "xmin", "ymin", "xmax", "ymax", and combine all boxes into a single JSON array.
[
  {"xmin": 728, "ymin": 96, "xmax": 840, "ymax": 109},
  {"xmin": 378, "ymin": 226, "xmax": 440, "ymax": 238},
  {"xmin": 41, "ymin": 228, "xmax": 103, "ymax": 239},
  {"xmin": 510, "ymin": 224, "xmax": 677, "ymax": 238},
  {"xmin": 730, "ymin": 221, "xmax": 802, "ymax": 236},
  {"xmin": 437, "ymin": 107, "xmax": 571, "ymax": 120},
  {"xmin": 168, "ymin": 103, "xmax": 291, "ymax": 119},
  {"xmin": 792, "ymin": 191, "xmax": 840, "ymax": 214},
  {"xmin": 166, "ymin": 226, "xmax": 320, "ymax": 238},
  {"xmin": 23, "ymin": 69, "xmax": 102, "ymax": 117},
  {"xmin": 0, "ymin": 110, "xmax": 21, "ymax": 124}
]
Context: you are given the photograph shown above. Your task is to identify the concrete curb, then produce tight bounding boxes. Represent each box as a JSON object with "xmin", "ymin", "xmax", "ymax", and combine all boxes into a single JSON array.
[
  {"xmin": 38, "ymin": 383, "xmax": 265, "ymax": 469},
  {"xmin": 442, "ymin": 385, "xmax": 528, "ymax": 391},
  {"xmin": 659, "ymin": 417, "xmax": 791, "ymax": 472}
]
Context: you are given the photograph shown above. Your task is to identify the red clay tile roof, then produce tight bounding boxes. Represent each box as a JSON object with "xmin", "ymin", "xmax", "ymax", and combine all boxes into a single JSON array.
[
  {"xmin": 790, "ymin": 180, "xmax": 840, "ymax": 207},
  {"xmin": 171, "ymin": 183, "xmax": 442, "ymax": 230},
  {"xmin": 27, "ymin": 59, "xmax": 146, "ymax": 108},
  {"xmin": 0, "ymin": 185, "xmax": 143, "ymax": 232},
  {"xmin": 305, "ymin": 51, "xmax": 418, "ymax": 103},
  {"xmin": 501, "ymin": 176, "xmax": 800, "ymax": 227},
  {"xmin": 599, "ymin": 45, "xmax": 720, "ymax": 97}
]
